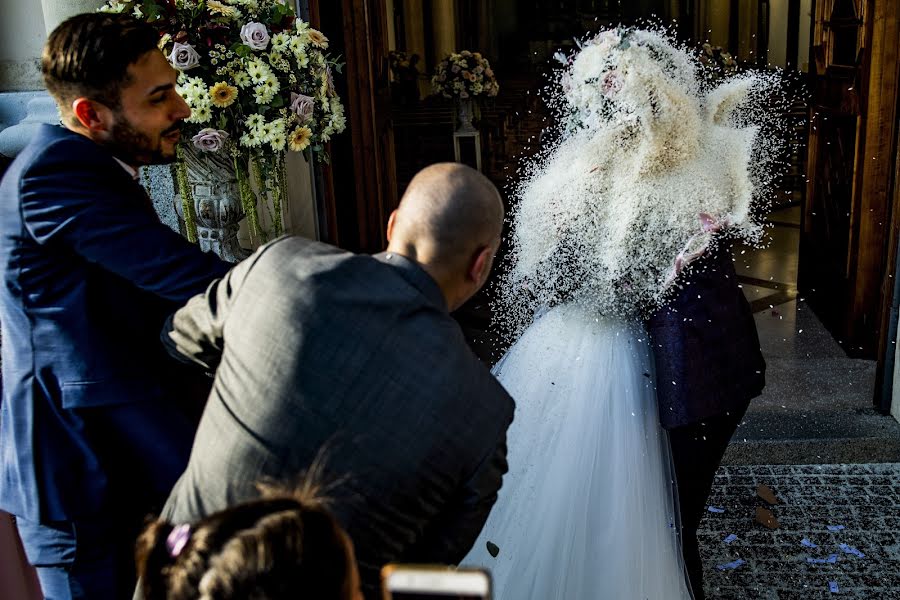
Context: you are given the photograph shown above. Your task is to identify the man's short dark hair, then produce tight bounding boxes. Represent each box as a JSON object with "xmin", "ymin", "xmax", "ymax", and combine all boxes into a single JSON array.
[{"xmin": 42, "ymin": 12, "xmax": 161, "ymax": 111}]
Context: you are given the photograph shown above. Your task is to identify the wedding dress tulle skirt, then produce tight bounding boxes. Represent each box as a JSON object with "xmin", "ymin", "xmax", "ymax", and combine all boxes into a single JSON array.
[{"xmin": 463, "ymin": 304, "xmax": 693, "ymax": 600}]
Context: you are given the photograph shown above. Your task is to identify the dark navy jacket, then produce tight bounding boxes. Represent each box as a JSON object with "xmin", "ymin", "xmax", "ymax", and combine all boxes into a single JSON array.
[
  {"xmin": 0, "ymin": 125, "xmax": 229, "ymax": 522},
  {"xmin": 647, "ymin": 245, "xmax": 765, "ymax": 429}
]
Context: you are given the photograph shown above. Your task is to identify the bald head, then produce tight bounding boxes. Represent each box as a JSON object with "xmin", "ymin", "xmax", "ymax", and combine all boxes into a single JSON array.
[{"xmin": 387, "ymin": 163, "xmax": 504, "ymax": 310}]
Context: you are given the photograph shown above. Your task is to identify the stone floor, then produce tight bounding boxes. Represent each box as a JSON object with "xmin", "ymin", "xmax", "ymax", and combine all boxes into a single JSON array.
[{"xmin": 698, "ymin": 463, "xmax": 900, "ymax": 599}]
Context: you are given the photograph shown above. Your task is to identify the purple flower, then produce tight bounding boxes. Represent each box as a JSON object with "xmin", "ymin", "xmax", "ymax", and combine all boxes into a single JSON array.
[
  {"xmin": 240, "ymin": 22, "xmax": 270, "ymax": 50},
  {"xmin": 191, "ymin": 128, "xmax": 229, "ymax": 152},
  {"xmin": 289, "ymin": 93, "xmax": 315, "ymax": 121},
  {"xmin": 168, "ymin": 42, "xmax": 200, "ymax": 70}
]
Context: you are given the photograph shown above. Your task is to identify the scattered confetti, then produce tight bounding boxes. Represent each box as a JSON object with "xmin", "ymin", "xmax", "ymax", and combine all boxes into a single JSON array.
[
  {"xmin": 723, "ymin": 534, "xmax": 738, "ymax": 544},
  {"xmin": 829, "ymin": 581, "xmax": 839, "ymax": 593},
  {"xmin": 716, "ymin": 559, "xmax": 746, "ymax": 571},
  {"xmin": 800, "ymin": 538, "xmax": 818, "ymax": 549},
  {"xmin": 838, "ymin": 544, "xmax": 865, "ymax": 558},
  {"xmin": 707, "ymin": 506, "xmax": 726, "ymax": 514},
  {"xmin": 807, "ymin": 554, "xmax": 839, "ymax": 564},
  {"xmin": 827, "ymin": 525, "xmax": 845, "ymax": 532}
]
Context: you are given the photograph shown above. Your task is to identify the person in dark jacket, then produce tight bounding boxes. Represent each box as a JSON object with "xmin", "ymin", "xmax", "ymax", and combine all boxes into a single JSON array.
[
  {"xmin": 647, "ymin": 244, "xmax": 766, "ymax": 599},
  {"xmin": 158, "ymin": 164, "xmax": 514, "ymax": 599},
  {"xmin": 0, "ymin": 13, "xmax": 229, "ymax": 599}
]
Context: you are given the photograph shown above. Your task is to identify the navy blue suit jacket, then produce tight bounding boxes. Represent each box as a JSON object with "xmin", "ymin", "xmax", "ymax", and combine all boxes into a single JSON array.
[
  {"xmin": 0, "ymin": 125, "xmax": 229, "ymax": 522},
  {"xmin": 647, "ymin": 245, "xmax": 766, "ymax": 429}
]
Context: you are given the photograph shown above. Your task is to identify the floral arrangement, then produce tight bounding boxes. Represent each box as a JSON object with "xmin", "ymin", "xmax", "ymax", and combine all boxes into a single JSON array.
[
  {"xmin": 389, "ymin": 50, "xmax": 413, "ymax": 74},
  {"xmin": 431, "ymin": 50, "xmax": 499, "ymax": 100},
  {"xmin": 699, "ymin": 43, "xmax": 738, "ymax": 79},
  {"xmin": 99, "ymin": 0, "xmax": 347, "ymax": 244}
]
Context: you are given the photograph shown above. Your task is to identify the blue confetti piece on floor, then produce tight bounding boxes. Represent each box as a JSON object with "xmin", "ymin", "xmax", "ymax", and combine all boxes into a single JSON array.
[
  {"xmin": 838, "ymin": 543, "xmax": 865, "ymax": 558},
  {"xmin": 707, "ymin": 506, "xmax": 726, "ymax": 513},
  {"xmin": 801, "ymin": 538, "xmax": 818, "ymax": 549},
  {"xmin": 829, "ymin": 581, "xmax": 839, "ymax": 593},
  {"xmin": 807, "ymin": 554, "xmax": 839, "ymax": 564},
  {"xmin": 723, "ymin": 534, "xmax": 737, "ymax": 544},
  {"xmin": 716, "ymin": 559, "xmax": 745, "ymax": 571},
  {"xmin": 827, "ymin": 525, "xmax": 845, "ymax": 532}
]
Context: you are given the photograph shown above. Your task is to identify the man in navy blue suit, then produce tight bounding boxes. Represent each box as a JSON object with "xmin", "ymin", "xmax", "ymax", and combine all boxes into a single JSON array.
[
  {"xmin": 648, "ymin": 245, "xmax": 766, "ymax": 599},
  {"xmin": 0, "ymin": 13, "xmax": 229, "ymax": 599}
]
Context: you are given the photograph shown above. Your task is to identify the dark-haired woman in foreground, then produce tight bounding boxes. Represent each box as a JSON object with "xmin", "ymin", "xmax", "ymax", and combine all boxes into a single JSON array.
[{"xmin": 136, "ymin": 489, "xmax": 364, "ymax": 600}]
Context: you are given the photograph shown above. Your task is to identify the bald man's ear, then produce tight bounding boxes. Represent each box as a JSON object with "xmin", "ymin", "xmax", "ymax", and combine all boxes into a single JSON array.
[
  {"xmin": 72, "ymin": 98, "xmax": 113, "ymax": 134},
  {"xmin": 386, "ymin": 209, "xmax": 398, "ymax": 243},
  {"xmin": 468, "ymin": 245, "xmax": 494, "ymax": 284}
]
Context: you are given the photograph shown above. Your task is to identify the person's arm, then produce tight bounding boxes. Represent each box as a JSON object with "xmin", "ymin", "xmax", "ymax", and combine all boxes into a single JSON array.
[
  {"xmin": 405, "ymin": 431, "xmax": 510, "ymax": 564},
  {"xmin": 20, "ymin": 139, "xmax": 230, "ymax": 302},
  {"xmin": 161, "ymin": 257, "xmax": 247, "ymax": 371},
  {"xmin": 161, "ymin": 241, "xmax": 275, "ymax": 370}
]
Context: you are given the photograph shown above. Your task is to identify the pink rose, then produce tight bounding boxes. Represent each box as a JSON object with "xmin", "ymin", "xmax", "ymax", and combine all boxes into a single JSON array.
[
  {"xmin": 240, "ymin": 22, "xmax": 270, "ymax": 50},
  {"xmin": 191, "ymin": 128, "xmax": 229, "ymax": 152},
  {"xmin": 168, "ymin": 42, "xmax": 200, "ymax": 70},
  {"xmin": 289, "ymin": 93, "xmax": 315, "ymax": 121}
]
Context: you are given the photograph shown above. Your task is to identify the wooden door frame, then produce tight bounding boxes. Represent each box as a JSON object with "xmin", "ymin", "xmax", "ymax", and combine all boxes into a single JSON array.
[
  {"xmin": 307, "ymin": 0, "xmax": 398, "ymax": 252},
  {"xmin": 871, "ymin": 0, "xmax": 900, "ymax": 411}
]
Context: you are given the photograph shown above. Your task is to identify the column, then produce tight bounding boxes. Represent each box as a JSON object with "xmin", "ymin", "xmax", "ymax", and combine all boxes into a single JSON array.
[
  {"xmin": 0, "ymin": 0, "xmax": 106, "ymax": 158},
  {"xmin": 431, "ymin": 0, "xmax": 457, "ymax": 59}
]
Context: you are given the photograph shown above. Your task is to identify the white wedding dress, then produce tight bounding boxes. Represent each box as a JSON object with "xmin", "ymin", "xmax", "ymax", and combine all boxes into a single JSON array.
[{"xmin": 462, "ymin": 303, "xmax": 694, "ymax": 600}]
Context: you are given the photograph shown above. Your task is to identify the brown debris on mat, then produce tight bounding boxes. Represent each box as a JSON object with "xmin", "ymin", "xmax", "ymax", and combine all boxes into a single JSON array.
[
  {"xmin": 755, "ymin": 506, "xmax": 780, "ymax": 529},
  {"xmin": 756, "ymin": 484, "xmax": 779, "ymax": 505}
]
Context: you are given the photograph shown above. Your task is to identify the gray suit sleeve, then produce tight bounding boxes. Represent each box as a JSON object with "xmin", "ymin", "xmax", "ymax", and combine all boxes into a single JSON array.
[
  {"xmin": 161, "ymin": 254, "xmax": 255, "ymax": 371},
  {"xmin": 407, "ymin": 429, "xmax": 510, "ymax": 565}
]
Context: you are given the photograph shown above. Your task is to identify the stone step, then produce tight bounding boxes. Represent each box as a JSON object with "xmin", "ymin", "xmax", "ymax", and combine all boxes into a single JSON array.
[{"xmin": 723, "ymin": 436, "xmax": 900, "ymax": 465}]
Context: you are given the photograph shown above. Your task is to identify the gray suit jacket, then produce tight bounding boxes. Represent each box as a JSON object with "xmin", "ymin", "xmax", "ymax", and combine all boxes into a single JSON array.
[{"xmin": 160, "ymin": 236, "xmax": 514, "ymax": 595}]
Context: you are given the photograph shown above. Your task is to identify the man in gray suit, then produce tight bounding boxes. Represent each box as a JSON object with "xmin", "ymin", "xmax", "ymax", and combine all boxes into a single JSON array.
[{"xmin": 159, "ymin": 163, "xmax": 514, "ymax": 596}]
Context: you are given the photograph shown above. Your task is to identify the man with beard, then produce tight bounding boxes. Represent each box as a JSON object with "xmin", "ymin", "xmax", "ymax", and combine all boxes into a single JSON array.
[{"xmin": 0, "ymin": 13, "xmax": 229, "ymax": 599}]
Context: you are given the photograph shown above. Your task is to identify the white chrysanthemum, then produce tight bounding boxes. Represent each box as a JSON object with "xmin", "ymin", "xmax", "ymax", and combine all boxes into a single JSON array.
[
  {"xmin": 268, "ymin": 131, "xmax": 287, "ymax": 151},
  {"xmin": 98, "ymin": 0, "xmax": 127, "ymax": 13},
  {"xmin": 246, "ymin": 58, "xmax": 271, "ymax": 84},
  {"xmin": 233, "ymin": 71, "xmax": 252, "ymax": 88},
  {"xmin": 271, "ymin": 33, "xmax": 290, "ymax": 52},
  {"xmin": 240, "ymin": 128, "xmax": 264, "ymax": 148},
  {"xmin": 245, "ymin": 113, "xmax": 265, "ymax": 130},
  {"xmin": 253, "ymin": 85, "xmax": 276, "ymax": 105},
  {"xmin": 329, "ymin": 111, "xmax": 346, "ymax": 134},
  {"xmin": 187, "ymin": 103, "xmax": 212, "ymax": 124}
]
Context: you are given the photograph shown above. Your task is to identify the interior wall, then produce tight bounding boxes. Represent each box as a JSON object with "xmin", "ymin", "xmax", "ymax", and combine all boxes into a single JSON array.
[
  {"xmin": 768, "ymin": 0, "xmax": 790, "ymax": 67},
  {"xmin": 1, "ymin": 0, "xmax": 49, "ymax": 92},
  {"xmin": 698, "ymin": 0, "xmax": 731, "ymax": 48},
  {"xmin": 798, "ymin": 0, "xmax": 813, "ymax": 70},
  {"xmin": 386, "ymin": 0, "xmax": 396, "ymax": 51}
]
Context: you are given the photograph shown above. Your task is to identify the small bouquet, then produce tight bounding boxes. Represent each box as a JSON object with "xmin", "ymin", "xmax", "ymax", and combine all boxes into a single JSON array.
[
  {"xmin": 99, "ymin": 0, "xmax": 347, "ymax": 244},
  {"xmin": 431, "ymin": 50, "xmax": 499, "ymax": 99},
  {"xmin": 389, "ymin": 50, "xmax": 412, "ymax": 74},
  {"xmin": 699, "ymin": 43, "xmax": 738, "ymax": 79}
]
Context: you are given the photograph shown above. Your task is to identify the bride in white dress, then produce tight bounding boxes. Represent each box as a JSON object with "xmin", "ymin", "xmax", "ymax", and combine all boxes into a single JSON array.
[{"xmin": 461, "ymin": 28, "xmax": 780, "ymax": 599}]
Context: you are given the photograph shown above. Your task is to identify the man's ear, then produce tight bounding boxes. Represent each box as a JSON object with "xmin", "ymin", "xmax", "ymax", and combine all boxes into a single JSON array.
[
  {"xmin": 468, "ymin": 245, "xmax": 493, "ymax": 282},
  {"xmin": 386, "ymin": 209, "xmax": 398, "ymax": 243},
  {"xmin": 72, "ymin": 98, "xmax": 112, "ymax": 133}
]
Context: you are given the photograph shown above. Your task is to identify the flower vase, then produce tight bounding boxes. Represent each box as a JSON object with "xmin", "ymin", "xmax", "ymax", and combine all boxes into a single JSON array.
[
  {"xmin": 455, "ymin": 98, "xmax": 478, "ymax": 134},
  {"xmin": 177, "ymin": 145, "xmax": 248, "ymax": 263}
]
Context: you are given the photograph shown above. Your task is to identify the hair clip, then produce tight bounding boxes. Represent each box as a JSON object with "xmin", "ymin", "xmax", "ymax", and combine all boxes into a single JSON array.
[{"xmin": 166, "ymin": 524, "xmax": 191, "ymax": 558}]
